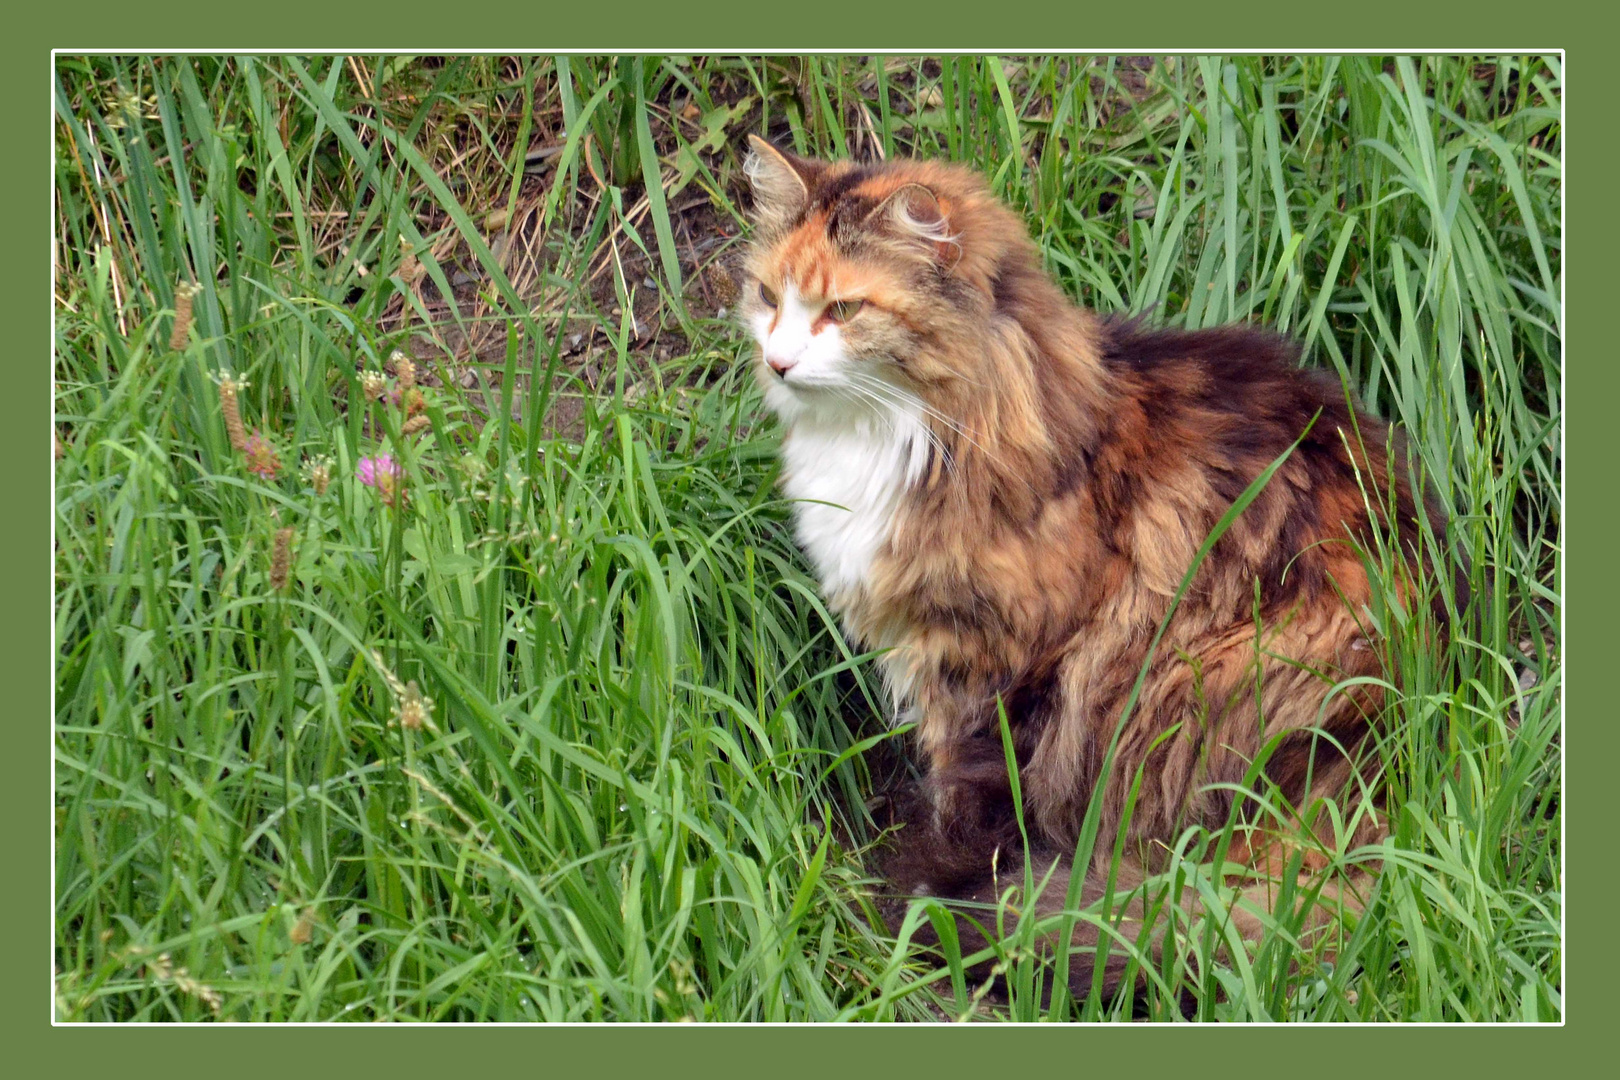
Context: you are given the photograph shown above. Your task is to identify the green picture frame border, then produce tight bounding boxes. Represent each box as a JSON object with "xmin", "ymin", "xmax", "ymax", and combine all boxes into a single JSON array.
[{"xmin": 16, "ymin": 4, "xmax": 1589, "ymax": 1067}]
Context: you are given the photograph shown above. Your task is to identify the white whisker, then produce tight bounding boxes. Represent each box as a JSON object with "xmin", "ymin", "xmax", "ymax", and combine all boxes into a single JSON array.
[
  {"xmin": 838, "ymin": 375, "xmax": 951, "ymax": 472},
  {"xmin": 845, "ymin": 371, "xmax": 1039, "ymax": 497},
  {"xmin": 847, "ymin": 374, "xmax": 982, "ymax": 459}
]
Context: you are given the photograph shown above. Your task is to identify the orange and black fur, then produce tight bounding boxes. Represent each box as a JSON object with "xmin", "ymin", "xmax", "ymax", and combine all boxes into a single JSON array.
[{"xmin": 738, "ymin": 135, "xmax": 1454, "ymax": 997}]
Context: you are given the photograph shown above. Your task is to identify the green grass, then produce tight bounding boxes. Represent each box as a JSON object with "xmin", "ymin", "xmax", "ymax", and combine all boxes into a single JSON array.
[{"xmin": 53, "ymin": 54, "xmax": 1560, "ymax": 1022}]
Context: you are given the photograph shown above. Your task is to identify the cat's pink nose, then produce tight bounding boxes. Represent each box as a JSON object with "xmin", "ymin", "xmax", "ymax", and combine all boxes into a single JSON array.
[{"xmin": 766, "ymin": 353, "xmax": 797, "ymax": 377}]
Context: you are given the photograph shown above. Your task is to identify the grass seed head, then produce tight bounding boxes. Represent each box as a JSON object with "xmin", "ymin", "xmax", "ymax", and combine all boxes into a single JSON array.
[
  {"xmin": 102, "ymin": 88, "xmax": 156, "ymax": 129},
  {"xmin": 396, "ymin": 680, "xmax": 434, "ymax": 731},
  {"xmin": 289, "ymin": 907, "xmax": 316, "ymax": 945},
  {"xmin": 391, "ymin": 350, "xmax": 416, "ymax": 393},
  {"xmin": 302, "ymin": 454, "xmax": 333, "ymax": 496},
  {"xmin": 170, "ymin": 282, "xmax": 201, "ymax": 350},
  {"xmin": 368, "ymin": 649, "xmax": 407, "ymax": 700},
  {"xmin": 215, "ymin": 370, "xmax": 249, "ymax": 452},
  {"xmin": 143, "ymin": 952, "xmax": 223, "ymax": 1017},
  {"xmin": 386, "ymin": 381, "xmax": 425, "ymax": 416},
  {"xmin": 367, "ymin": 651, "xmax": 436, "ymax": 733},
  {"xmin": 269, "ymin": 526, "xmax": 294, "ymax": 590},
  {"xmin": 360, "ymin": 370, "xmax": 387, "ymax": 403},
  {"xmin": 398, "ymin": 241, "xmax": 423, "ymax": 284}
]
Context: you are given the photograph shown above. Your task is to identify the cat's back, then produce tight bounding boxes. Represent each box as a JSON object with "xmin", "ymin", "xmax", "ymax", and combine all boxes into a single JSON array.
[
  {"xmin": 1085, "ymin": 316, "xmax": 1431, "ymax": 624},
  {"xmin": 1097, "ymin": 317, "xmax": 1362, "ymax": 454}
]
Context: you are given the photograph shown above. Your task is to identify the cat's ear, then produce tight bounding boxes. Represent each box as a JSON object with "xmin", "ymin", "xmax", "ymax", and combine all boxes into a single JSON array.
[
  {"xmin": 865, "ymin": 183, "xmax": 960, "ymax": 269},
  {"xmin": 744, "ymin": 135, "xmax": 820, "ymax": 223}
]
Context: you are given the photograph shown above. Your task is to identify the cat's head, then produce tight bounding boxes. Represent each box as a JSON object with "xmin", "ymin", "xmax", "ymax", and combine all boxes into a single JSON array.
[{"xmin": 739, "ymin": 136, "xmax": 1036, "ymax": 425}]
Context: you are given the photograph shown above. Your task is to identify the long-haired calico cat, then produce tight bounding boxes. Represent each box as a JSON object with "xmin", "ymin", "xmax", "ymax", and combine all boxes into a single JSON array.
[{"xmin": 738, "ymin": 135, "xmax": 1453, "ymax": 996}]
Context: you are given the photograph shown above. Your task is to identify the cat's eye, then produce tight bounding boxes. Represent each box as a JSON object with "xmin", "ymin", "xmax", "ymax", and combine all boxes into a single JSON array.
[
  {"xmin": 759, "ymin": 283, "xmax": 779, "ymax": 308},
  {"xmin": 827, "ymin": 299, "xmax": 864, "ymax": 323}
]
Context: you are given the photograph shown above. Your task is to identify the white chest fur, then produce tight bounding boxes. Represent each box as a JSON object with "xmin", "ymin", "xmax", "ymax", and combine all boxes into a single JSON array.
[{"xmin": 779, "ymin": 408, "xmax": 929, "ymax": 608}]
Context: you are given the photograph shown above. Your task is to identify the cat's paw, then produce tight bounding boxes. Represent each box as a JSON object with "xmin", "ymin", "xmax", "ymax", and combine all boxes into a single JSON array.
[{"xmin": 927, "ymin": 776, "xmax": 997, "ymax": 838}]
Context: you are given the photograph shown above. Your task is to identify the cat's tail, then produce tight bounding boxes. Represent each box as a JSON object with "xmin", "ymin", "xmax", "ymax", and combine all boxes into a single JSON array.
[
  {"xmin": 880, "ymin": 817, "xmax": 1370, "ymax": 1012},
  {"xmin": 880, "ymin": 843, "xmax": 1144, "ymax": 1007}
]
